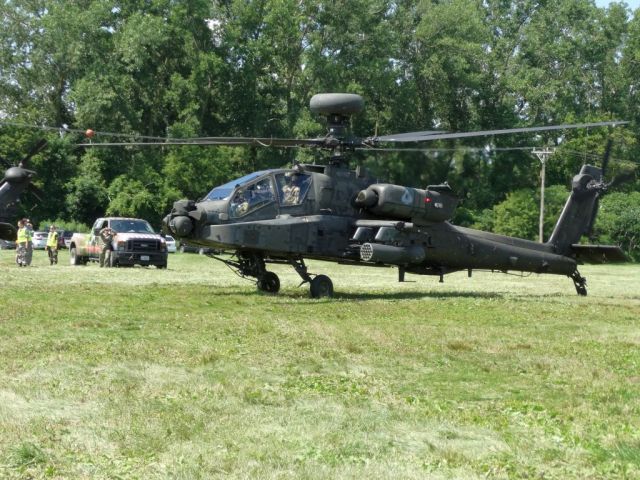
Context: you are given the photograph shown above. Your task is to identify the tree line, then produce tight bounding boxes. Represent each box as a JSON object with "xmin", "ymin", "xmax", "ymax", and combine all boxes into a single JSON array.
[{"xmin": 1, "ymin": 0, "xmax": 638, "ymax": 257}]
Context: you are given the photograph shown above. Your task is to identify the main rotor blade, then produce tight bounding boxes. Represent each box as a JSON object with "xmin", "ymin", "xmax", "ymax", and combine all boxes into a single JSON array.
[
  {"xmin": 370, "ymin": 121, "xmax": 628, "ymax": 144},
  {"xmin": 28, "ymin": 184, "xmax": 43, "ymax": 202},
  {"xmin": 374, "ymin": 130, "xmax": 445, "ymax": 142},
  {"xmin": 77, "ymin": 137, "xmax": 326, "ymax": 148},
  {"xmin": 19, "ymin": 138, "xmax": 48, "ymax": 167}
]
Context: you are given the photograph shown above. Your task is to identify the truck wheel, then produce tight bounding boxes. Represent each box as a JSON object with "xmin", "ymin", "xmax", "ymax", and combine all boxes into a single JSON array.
[
  {"xmin": 109, "ymin": 255, "xmax": 118, "ymax": 268},
  {"xmin": 70, "ymin": 247, "xmax": 83, "ymax": 266}
]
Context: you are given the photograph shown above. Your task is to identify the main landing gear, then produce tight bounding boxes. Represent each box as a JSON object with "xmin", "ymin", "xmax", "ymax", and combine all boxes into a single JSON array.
[{"xmin": 229, "ymin": 252, "xmax": 334, "ymax": 298}]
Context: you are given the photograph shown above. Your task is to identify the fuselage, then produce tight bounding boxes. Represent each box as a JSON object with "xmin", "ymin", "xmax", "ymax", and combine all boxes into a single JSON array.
[{"xmin": 164, "ymin": 162, "xmax": 577, "ymax": 277}]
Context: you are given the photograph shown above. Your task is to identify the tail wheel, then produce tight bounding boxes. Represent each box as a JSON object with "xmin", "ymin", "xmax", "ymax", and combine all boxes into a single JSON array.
[
  {"xmin": 257, "ymin": 271, "xmax": 280, "ymax": 294},
  {"xmin": 310, "ymin": 275, "xmax": 333, "ymax": 298}
]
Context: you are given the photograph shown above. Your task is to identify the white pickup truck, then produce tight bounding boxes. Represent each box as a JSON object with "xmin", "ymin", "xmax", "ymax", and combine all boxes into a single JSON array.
[{"xmin": 69, "ymin": 217, "xmax": 168, "ymax": 268}]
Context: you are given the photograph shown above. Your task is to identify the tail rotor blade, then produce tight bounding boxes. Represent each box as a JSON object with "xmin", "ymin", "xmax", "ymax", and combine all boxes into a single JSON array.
[
  {"xmin": 608, "ymin": 171, "xmax": 636, "ymax": 190},
  {"xmin": 586, "ymin": 198, "xmax": 600, "ymax": 240}
]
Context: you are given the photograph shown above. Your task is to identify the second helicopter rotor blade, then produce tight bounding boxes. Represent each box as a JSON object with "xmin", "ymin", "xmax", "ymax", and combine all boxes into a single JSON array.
[{"xmin": 19, "ymin": 139, "xmax": 48, "ymax": 168}]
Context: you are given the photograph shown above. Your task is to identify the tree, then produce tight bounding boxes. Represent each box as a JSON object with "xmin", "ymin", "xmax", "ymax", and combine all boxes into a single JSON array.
[
  {"xmin": 595, "ymin": 192, "xmax": 640, "ymax": 260},
  {"xmin": 492, "ymin": 185, "xmax": 568, "ymax": 241}
]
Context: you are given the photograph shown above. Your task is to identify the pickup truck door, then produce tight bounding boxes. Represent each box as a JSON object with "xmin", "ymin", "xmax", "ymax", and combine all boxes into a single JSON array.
[
  {"xmin": 89, "ymin": 219, "xmax": 103, "ymax": 256},
  {"xmin": 88, "ymin": 231, "xmax": 101, "ymax": 255}
]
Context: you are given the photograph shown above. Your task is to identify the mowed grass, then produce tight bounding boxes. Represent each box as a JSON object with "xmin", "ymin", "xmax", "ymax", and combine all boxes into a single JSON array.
[{"xmin": 0, "ymin": 249, "xmax": 639, "ymax": 479}]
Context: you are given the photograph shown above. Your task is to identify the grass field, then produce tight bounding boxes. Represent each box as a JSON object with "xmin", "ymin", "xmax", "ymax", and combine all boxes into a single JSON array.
[{"xmin": 1, "ymin": 249, "xmax": 639, "ymax": 479}]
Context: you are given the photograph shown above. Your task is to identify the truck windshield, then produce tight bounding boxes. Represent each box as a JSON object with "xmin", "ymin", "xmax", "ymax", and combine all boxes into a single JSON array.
[
  {"xmin": 204, "ymin": 171, "xmax": 272, "ymax": 201},
  {"xmin": 111, "ymin": 219, "xmax": 155, "ymax": 233}
]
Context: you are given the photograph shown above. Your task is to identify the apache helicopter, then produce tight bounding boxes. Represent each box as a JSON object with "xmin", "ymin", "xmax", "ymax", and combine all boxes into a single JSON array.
[
  {"xmin": 86, "ymin": 93, "xmax": 627, "ymax": 297},
  {"xmin": 0, "ymin": 139, "xmax": 47, "ymax": 241}
]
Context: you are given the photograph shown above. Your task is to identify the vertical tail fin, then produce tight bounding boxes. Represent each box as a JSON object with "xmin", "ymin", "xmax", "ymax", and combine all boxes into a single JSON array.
[{"xmin": 547, "ymin": 165, "xmax": 602, "ymax": 254}]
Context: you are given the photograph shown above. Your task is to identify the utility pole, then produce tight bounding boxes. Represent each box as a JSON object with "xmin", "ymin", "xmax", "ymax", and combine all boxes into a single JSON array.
[{"xmin": 532, "ymin": 147, "xmax": 555, "ymax": 243}]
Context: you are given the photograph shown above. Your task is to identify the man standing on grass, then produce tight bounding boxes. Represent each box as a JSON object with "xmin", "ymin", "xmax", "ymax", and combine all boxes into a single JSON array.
[
  {"xmin": 15, "ymin": 219, "xmax": 27, "ymax": 266},
  {"xmin": 46, "ymin": 225, "xmax": 59, "ymax": 265},
  {"xmin": 99, "ymin": 225, "xmax": 116, "ymax": 267},
  {"xmin": 24, "ymin": 219, "xmax": 34, "ymax": 266}
]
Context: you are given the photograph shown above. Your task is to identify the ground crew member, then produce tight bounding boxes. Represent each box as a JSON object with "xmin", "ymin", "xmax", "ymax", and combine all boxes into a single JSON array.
[
  {"xmin": 15, "ymin": 219, "xmax": 27, "ymax": 267},
  {"xmin": 24, "ymin": 219, "xmax": 34, "ymax": 266},
  {"xmin": 99, "ymin": 226, "xmax": 116, "ymax": 267},
  {"xmin": 46, "ymin": 225, "xmax": 59, "ymax": 265}
]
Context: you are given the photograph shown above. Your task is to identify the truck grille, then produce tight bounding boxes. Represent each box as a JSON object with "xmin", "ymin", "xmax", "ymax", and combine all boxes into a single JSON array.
[{"xmin": 128, "ymin": 239, "xmax": 161, "ymax": 252}]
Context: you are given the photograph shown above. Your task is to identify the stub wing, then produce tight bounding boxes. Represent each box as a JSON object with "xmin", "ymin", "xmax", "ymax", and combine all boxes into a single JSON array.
[{"xmin": 570, "ymin": 244, "xmax": 628, "ymax": 264}]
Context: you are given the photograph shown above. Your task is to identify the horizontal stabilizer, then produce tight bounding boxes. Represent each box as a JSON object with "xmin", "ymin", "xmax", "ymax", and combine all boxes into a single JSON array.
[{"xmin": 570, "ymin": 244, "xmax": 628, "ymax": 264}]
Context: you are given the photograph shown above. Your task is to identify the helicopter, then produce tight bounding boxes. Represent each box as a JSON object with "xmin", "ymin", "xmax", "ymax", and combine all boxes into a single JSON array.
[
  {"xmin": 0, "ymin": 139, "xmax": 47, "ymax": 241},
  {"xmin": 83, "ymin": 93, "xmax": 628, "ymax": 298}
]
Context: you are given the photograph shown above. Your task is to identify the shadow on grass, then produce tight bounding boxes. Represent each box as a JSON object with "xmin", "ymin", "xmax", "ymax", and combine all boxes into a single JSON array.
[
  {"xmin": 243, "ymin": 287, "xmax": 505, "ymax": 302},
  {"xmin": 332, "ymin": 290, "xmax": 505, "ymax": 301}
]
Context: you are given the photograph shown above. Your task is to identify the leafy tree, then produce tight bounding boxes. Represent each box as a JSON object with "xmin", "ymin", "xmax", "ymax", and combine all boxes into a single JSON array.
[
  {"xmin": 65, "ymin": 153, "xmax": 109, "ymax": 224},
  {"xmin": 492, "ymin": 185, "xmax": 568, "ymax": 241},
  {"xmin": 595, "ymin": 192, "xmax": 640, "ymax": 260}
]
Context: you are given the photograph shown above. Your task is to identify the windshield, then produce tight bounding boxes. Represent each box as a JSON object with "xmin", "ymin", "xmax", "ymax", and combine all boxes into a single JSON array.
[
  {"xmin": 204, "ymin": 171, "xmax": 272, "ymax": 201},
  {"xmin": 110, "ymin": 219, "xmax": 155, "ymax": 233}
]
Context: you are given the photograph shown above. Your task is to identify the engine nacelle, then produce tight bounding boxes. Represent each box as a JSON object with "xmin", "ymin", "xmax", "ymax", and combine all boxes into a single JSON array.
[{"xmin": 354, "ymin": 183, "xmax": 458, "ymax": 224}]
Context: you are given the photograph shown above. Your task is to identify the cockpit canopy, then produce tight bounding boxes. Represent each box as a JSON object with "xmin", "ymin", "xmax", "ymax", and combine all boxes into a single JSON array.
[
  {"xmin": 204, "ymin": 170, "xmax": 271, "ymax": 201},
  {"xmin": 203, "ymin": 170, "xmax": 313, "ymax": 218}
]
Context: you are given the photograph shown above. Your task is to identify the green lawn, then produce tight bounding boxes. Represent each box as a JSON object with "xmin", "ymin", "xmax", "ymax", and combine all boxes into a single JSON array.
[{"xmin": 1, "ymin": 249, "xmax": 639, "ymax": 479}]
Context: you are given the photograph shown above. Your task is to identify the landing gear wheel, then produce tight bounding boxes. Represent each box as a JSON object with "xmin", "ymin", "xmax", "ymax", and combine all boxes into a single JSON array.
[
  {"xmin": 257, "ymin": 271, "xmax": 280, "ymax": 294},
  {"xmin": 310, "ymin": 275, "xmax": 333, "ymax": 298}
]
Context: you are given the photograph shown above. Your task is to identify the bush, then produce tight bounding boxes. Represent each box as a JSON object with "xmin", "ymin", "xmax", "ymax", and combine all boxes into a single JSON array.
[
  {"xmin": 37, "ymin": 218, "xmax": 90, "ymax": 233},
  {"xmin": 594, "ymin": 192, "xmax": 640, "ymax": 261}
]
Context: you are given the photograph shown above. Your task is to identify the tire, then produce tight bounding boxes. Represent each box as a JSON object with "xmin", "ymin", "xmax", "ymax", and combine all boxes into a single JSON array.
[
  {"xmin": 257, "ymin": 271, "xmax": 280, "ymax": 294},
  {"xmin": 179, "ymin": 245, "xmax": 186, "ymax": 253},
  {"xmin": 70, "ymin": 247, "xmax": 83, "ymax": 266},
  {"xmin": 109, "ymin": 254, "xmax": 119, "ymax": 268},
  {"xmin": 310, "ymin": 275, "xmax": 333, "ymax": 298}
]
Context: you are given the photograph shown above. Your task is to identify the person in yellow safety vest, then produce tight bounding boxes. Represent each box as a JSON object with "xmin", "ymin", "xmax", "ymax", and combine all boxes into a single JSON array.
[
  {"xmin": 24, "ymin": 218, "xmax": 34, "ymax": 265},
  {"xmin": 46, "ymin": 225, "xmax": 59, "ymax": 265},
  {"xmin": 15, "ymin": 219, "xmax": 28, "ymax": 267}
]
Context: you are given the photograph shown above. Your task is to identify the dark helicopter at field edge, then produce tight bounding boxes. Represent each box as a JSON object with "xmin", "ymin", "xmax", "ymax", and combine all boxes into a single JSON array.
[
  {"xmin": 94, "ymin": 94, "xmax": 628, "ymax": 297},
  {"xmin": 0, "ymin": 139, "xmax": 46, "ymax": 241}
]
